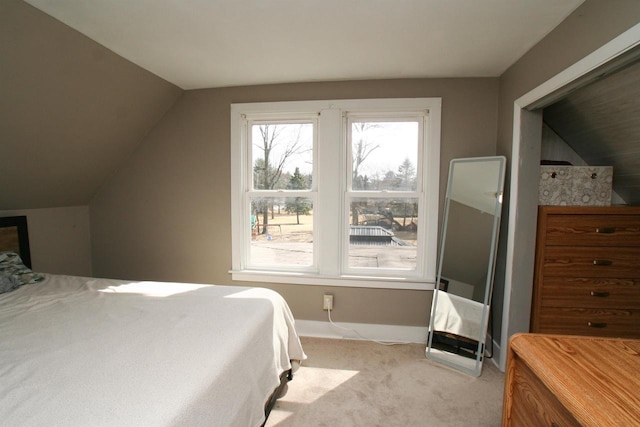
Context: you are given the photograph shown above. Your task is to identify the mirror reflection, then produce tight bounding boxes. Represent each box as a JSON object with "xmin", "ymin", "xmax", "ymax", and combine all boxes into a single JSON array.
[{"xmin": 426, "ymin": 156, "xmax": 506, "ymax": 376}]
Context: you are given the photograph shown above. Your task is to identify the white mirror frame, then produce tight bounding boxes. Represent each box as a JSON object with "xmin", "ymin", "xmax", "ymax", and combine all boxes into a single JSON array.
[{"xmin": 425, "ymin": 156, "xmax": 506, "ymax": 376}]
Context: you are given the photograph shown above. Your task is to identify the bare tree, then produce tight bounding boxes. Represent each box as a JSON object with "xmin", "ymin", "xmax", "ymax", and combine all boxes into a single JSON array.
[
  {"xmin": 352, "ymin": 123, "xmax": 381, "ymax": 186},
  {"xmin": 351, "ymin": 122, "xmax": 380, "ymax": 224},
  {"xmin": 254, "ymin": 124, "xmax": 309, "ymax": 232}
]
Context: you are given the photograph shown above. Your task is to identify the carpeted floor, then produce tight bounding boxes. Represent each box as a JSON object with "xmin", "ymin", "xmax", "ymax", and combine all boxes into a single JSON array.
[{"xmin": 266, "ymin": 337, "xmax": 504, "ymax": 427}]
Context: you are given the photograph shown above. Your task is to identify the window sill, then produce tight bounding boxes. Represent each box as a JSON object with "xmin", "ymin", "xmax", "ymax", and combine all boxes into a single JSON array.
[{"xmin": 229, "ymin": 270, "xmax": 435, "ymax": 290}]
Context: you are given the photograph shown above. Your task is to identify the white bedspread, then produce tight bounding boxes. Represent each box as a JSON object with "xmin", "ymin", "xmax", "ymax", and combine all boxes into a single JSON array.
[
  {"xmin": 432, "ymin": 291, "xmax": 484, "ymax": 341},
  {"xmin": 0, "ymin": 275, "xmax": 306, "ymax": 427}
]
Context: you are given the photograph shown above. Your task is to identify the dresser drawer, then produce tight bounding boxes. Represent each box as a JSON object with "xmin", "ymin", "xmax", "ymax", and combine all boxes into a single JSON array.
[
  {"xmin": 539, "ymin": 277, "xmax": 640, "ymax": 309},
  {"xmin": 537, "ymin": 307, "xmax": 640, "ymax": 338},
  {"xmin": 543, "ymin": 246, "xmax": 640, "ymax": 278},
  {"xmin": 532, "ymin": 207, "xmax": 640, "ymax": 339},
  {"xmin": 545, "ymin": 214, "xmax": 640, "ymax": 246},
  {"xmin": 508, "ymin": 358, "xmax": 580, "ymax": 427}
]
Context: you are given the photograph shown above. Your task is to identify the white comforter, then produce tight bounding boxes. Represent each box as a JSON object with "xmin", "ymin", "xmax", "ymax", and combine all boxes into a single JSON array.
[{"xmin": 0, "ymin": 275, "xmax": 306, "ymax": 427}]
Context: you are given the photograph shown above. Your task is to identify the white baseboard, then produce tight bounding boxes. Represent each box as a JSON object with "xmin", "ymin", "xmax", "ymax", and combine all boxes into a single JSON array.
[
  {"xmin": 296, "ymin": 320, "xmax": 506, "ymax": 372},
  {"xmin": 295, "ymin": 319, "xmax": 429, "ymax": 344},
  {"xmin": 488, "ymin": 337, "xmax": 503, "ymax": 372},
  {"xmin": 481, "ymin": 333, "xmax": 504, "ymax": 372}
]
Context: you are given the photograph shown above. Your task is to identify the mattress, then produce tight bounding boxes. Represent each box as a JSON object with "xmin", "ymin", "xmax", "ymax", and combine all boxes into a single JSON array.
[{"xmin": 0, "ymin": 274, "xmax": 306, "ymax": 426}]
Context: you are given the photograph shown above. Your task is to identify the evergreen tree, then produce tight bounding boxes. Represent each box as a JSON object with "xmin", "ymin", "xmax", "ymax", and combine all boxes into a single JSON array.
[
  {"xmin": 397, "ymin": 157, "xmax": 417, "ymax": 191},
  {"xmin": 396, "ymin": 158, "xmax": 417, "ymax": 228},
  {"xmin": 285, "ymin": 167, "xmax": 312, "ymax": 224}
]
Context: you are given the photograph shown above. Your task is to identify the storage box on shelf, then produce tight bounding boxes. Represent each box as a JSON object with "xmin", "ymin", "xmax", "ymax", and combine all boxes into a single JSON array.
[{"xmin": 539, "ymin": 165, "xmax": 612, "ymax": 206}]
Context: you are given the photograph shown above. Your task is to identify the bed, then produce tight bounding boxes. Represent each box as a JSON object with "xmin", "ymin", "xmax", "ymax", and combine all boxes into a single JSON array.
[{"xmin": 0, "ymin": 216, "xmax": 306, "ymax": 426}]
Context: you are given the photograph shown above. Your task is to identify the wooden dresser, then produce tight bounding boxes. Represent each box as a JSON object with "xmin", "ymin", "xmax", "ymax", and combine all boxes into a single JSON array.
[
  {"xmin": 502, "ymin": 334, "xmax": 640, "ymax": 426},
  {"xmin": 530, "ymin": 205, "xmax": 640, "ymax": 338}
]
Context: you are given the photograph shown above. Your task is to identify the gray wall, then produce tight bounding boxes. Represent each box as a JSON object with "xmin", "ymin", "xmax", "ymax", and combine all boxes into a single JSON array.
[
  {"xmin": 0, "ymin": 0, "xmax": 182, "ymax": 209},
  {"xmin": 0, "ymin": 206, "xmax": 92, "ymax": 276},
  {"xmin": 90, "ymin": 79, "xmax": 500, "ymax": 325},
  {"xmin": 492, "ymin": 0, "xmax": 640, "ymax": 344}
]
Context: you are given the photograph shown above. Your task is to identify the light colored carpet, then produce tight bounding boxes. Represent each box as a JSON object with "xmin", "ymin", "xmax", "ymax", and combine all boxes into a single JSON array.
[{"xmin": 266, "ymin": 337, "xmax": 504, "ymax": 427}]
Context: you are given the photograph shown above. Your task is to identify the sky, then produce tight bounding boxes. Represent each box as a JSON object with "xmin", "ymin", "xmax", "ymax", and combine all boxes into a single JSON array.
[{"xmin": 251, "ymin": 121, "xmax": 419, "ymax": 180}]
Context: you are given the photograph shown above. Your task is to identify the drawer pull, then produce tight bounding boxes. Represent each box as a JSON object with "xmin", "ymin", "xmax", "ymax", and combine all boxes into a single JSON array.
[
  {"xmin": 595, "ymin": 227, "xmax": 616, "ymax": 234},
  {"xmin": 588, "ymin": 321, "xmax": 607, "ymax": 328},
  {"xmin": 590, "ymin": 291, "xmax": 610, "ymax": 297},
  {"xmin": 593, "ymin": 259, "xmax": 612, "ymax": 266}
]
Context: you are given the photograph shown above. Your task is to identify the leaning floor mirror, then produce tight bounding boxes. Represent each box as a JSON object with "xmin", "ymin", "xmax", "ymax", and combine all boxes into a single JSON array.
[{"xmin": 426, "ymin": 156, "xmax": 506, "ymax": 376}]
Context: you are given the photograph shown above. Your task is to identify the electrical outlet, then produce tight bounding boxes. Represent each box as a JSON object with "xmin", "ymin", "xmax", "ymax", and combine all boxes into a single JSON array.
[{"xmin": 323, "ymin": 294, "xmax": 333, "ymax": 311}]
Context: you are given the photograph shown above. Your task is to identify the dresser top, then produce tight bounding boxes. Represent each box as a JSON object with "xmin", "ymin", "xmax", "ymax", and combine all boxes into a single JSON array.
[
  {"xmin": 510, "ymin": 333, "xmax": 640, "ymax": 426},
  {"xmin": 538, "ymin": 205, "xmax": 640, "ymax": 215}
]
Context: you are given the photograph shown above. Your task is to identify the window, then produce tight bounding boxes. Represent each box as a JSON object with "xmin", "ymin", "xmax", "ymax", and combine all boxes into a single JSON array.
[
  {"xmin": 248, "ymin": 120, "xmax": 316, "ymax": 270},
  {"xmin": 230, "ymin": 98, "xmax": 441, "ymax": 290}
]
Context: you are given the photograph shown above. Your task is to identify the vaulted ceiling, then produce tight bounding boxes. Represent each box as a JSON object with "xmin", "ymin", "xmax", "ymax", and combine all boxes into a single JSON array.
[{"xmin": 1, "ymin": 1, "xmax": 182, "ymax": 210}]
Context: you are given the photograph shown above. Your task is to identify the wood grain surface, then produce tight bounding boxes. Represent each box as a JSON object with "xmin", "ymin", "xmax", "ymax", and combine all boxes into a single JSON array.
[
  {"xmin": 502, "ymin": 333, "xmax": 640, "ymax": 426},
  {"xmin": 531, "ymin": 206, "xmax": 640, "ymax": 338}
]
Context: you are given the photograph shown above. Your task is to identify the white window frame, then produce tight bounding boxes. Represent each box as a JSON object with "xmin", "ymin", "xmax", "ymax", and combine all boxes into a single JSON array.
[
  {"xmin": 245, "ymin": 116, "xmax": 319, "ymax": 272},
  {"xmin": 230, "ymin": 98, "xmax": 441, "ymax": 290},
  {"xmin": 343, "ymin": 113, "xmax": 427, "ymax": 279}
]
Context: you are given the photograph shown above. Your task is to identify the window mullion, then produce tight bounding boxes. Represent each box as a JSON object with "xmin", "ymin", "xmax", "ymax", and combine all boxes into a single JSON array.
[
  {"xmin": 316, "ymin": 107, "xmax": 343, "ymax": 277},
  {"xmin": 348, "ymin": 191, "xmax": 420, "ymax": 198}
]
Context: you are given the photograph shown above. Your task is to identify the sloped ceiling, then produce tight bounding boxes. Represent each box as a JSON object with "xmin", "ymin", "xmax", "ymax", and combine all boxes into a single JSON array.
[
  {"xmin": 543, "ymin": 57, "xmax": 640, "ymax": 205},
  {"xmin": 0, "ymin": 1, "xmax": 182, "ymax": 210}
]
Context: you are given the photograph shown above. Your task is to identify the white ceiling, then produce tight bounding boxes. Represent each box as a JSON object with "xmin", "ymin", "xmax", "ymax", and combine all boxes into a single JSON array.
[{"xmin": 24, "ymin": 0, "xmax": 584, "ymax": 90}]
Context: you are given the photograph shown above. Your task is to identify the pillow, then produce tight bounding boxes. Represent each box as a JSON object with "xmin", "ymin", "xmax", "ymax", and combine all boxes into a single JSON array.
[
  {"xmin": 0, "ymin": 271, "xmax": 20, "ymax": 294},
  {"xmin": 0, "ymin": 251, "xmax": 44, "ymax": 294}
]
